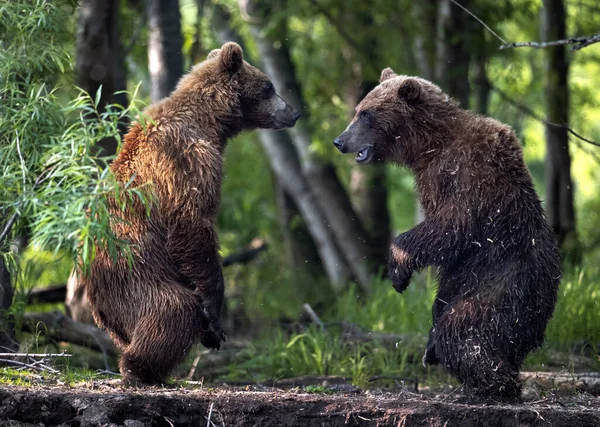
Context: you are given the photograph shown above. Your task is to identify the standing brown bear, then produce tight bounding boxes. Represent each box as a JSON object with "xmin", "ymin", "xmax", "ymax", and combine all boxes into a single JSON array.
[
  {"xmin": 84, "ymin": 42, "xmax": 299, "ymax": 386},
  {"xmin": 334, "ymin": 69, "xmax": 561, "ymax": 401}
]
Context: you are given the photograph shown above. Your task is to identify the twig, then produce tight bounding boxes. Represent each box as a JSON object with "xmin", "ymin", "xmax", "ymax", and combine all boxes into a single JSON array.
[
  {"xmin": 491, "ymin": 84, "xmax": 600, "ymax": 147},
  {"xmin": 0, "ymin": 358, "xmax": 59, "ymax": 373},
  {"xmin": 95, "ymin": 369, "xmax": 121, "ymax": 377},
  {"xmin": 187, "ymin": 351, "xmax": 203, "ymax": 381},
  {"xmin": 302, "ymin": 303, "xmax": 324, "ymax": 328},
  {"xmin": 368, "ymin": 375, "xmax": 419, "ymax": 392},
  {"xmin": 449, "ymin": 0, "xmax": 506, "ymax": 44},
  {"xmin": 0, "ymin": 352, "xmax": 72, "ymax": 357},
  {"xmin": 500, "ymin": 34, "xmax": 600, "ymax": 51},
  {"xmin": 206, "ymin": 402, "xmax": 214, "ymax": 427}
]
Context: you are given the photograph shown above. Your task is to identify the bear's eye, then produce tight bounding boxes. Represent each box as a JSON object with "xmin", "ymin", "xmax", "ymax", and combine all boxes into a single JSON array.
[
  {"xmin": 360, "ymin": 110, "xmax": 372, "ymax": 126},
  {"xmin": 261, "ymin": 82, "xmax": 275, "ymax": 99}
]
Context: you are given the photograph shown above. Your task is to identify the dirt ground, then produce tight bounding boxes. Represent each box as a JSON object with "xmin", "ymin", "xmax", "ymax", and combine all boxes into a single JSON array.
[{"xmin": 1, "ymin": 382, "xmax": 600, "ymax": 427}]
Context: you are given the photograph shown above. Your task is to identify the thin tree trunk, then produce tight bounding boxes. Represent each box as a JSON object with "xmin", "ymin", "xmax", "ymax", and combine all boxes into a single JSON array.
[
  {"xmin": 0, "ymin": 258, "xmax": 18, "ymax": 354},
  {"xmin": 75, "ymin": 0, "xmax": 127, "ymax": 157},
  {"xmin": 542, "ymin": 0, "xmax": 579, "ymax": 261},
  {"xmin": 243, "ymin": 0, "xmax": 375, "ymax": 291},
  {"xmin": 147, "ymin": 0, "xmax": 184, "ymax": 102}
]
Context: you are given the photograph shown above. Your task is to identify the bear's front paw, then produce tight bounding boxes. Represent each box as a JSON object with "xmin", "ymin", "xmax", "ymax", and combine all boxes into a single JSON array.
[
  {"xmin": 200, "ymin": 321, "xmax": 227, "ymax": 350},
  {"xmin": 388, "ymin": 260, "xmax": 412, "ymax": 293}
]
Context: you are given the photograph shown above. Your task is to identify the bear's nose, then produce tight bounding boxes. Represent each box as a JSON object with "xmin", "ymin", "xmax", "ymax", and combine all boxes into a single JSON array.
[
  {"xmin": 292, "ymin": 110, "xmax": 301, "ymax": 122},
  {"xmin": 333, "ymin": 137, "xmax": 344, "ymax": 149}
]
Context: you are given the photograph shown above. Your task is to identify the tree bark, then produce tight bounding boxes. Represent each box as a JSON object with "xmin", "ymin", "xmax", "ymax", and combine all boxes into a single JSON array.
[
  {"xmin": 76, "ymin": 0, "xmax": 128, "ymax": 157},
  {"xmin": 412, "ymin": 0, "xmax": 437, "ymax": 82},
  {"xmin": 542, "ymin": 0, "xmax": 579, "ymax": 260},
  {"xmin": 435, "ymin": 0, "xmax": 471, "ymax": 108},
  {"xmin": 0, "ymin": 258, "xmax": 18, "ymax": 354},
  {"xmin": 147, "ymin": 0, "xmax": 184, "ymax": 102},
  {"xmin": 242, "ymin": 0, "xmax": 375, "ymax": 291}
]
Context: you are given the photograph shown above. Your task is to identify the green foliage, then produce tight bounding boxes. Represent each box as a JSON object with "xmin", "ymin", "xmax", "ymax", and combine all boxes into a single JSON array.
[{"xmin": 0, "ymin": 0, "xmax": 149, "ymax": 280}]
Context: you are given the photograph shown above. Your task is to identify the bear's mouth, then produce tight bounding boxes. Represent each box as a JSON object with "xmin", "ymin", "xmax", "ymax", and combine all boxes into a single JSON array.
[{"xmin": 355, "ymin": 146, "xmax": 373, "ymax": 164}]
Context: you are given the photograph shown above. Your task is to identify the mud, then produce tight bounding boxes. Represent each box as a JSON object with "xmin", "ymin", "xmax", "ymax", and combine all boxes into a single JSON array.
[{"xmin": 1, "ymin": 383, "xmax": 599, "ymax": 426}]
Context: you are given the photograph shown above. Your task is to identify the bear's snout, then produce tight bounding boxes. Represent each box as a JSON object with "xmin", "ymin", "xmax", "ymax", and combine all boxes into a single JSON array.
[{"xmin": 333, "ymin": 136, "xmax": 345, "ymax": 152}]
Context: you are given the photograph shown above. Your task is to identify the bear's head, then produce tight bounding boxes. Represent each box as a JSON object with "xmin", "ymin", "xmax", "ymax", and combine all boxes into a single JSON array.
[
  {"xmin": 202, "ymin": 42, "xmax": 300, "ymax": 131},
  {"xmin": 333, "ymin": 68, "xmax": 459, "ymax": 166}
]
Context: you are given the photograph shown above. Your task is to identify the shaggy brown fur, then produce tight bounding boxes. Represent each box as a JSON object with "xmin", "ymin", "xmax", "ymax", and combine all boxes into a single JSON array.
[
  {"xmin": 334, "ymin": 69, "xmax": 561, "ymax": 401},
  {"xmin": 84, "ymin": 43, "xmax": 299, "ymax": 386}
]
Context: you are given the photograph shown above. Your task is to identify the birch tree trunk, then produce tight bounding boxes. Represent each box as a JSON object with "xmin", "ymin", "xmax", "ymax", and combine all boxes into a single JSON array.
[{"xmin": 242, "ymin": 0, "xmax": 375, "ymax": 291}]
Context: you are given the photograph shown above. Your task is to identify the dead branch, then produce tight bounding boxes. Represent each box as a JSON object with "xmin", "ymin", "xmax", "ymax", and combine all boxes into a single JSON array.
[
  {"xmin": 500, "ymin": 34, "xmax": 600, "ymax": 51},
  {"xmin": 490, "ymin": 84, "xmax": 600, "ymax": 148},
  {"xmin": 302, "ymin": 303, "xmax": 324, "ymax": 328},
  {"xmin": 521, "ymin": 371, "xmax": 600, "ymax": 395},
  {"xmin": 21, "ymin": 311, "xmax": 117, "ymax": 356},
  {"xmin": 0, "ymin": 352, "xmax": 71, "ymax": 358},
  {"xmin": 0, "ymin": 357, "xmax": 59, "ymax": 374}
]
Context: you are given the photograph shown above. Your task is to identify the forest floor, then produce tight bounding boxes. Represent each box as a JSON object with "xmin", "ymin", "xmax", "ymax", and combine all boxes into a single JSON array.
[{"xmin": 2, "ymin": 378, "xmax": 600, "ymax": 427}]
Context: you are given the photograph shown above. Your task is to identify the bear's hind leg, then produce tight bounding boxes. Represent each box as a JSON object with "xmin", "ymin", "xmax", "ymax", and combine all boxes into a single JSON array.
[
  {"xmin": 119, "ymin": 301, "xmax": 202, "ymax": 387},
  {"xmin": 435, "ymin": 300, "xmax": 522, "ymax": 402}
]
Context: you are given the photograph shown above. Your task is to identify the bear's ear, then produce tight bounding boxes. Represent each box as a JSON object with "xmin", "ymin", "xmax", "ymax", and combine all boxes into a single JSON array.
[
  {"xmin": 207, "ymin": 48, "xmax": 221, "ymax": 59},
  {"xmin": 220, "ymin": 42, "xmax": 244, "ymax": 74},
  {"xmin": 397, "ymin": 78, "xmax": 421, "ymax": 103},
  {"xmin": 379, "ymin": 67, "xmax": 397, "ymax": 83}
]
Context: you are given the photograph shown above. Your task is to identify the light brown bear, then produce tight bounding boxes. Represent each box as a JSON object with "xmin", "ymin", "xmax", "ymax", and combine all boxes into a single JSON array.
[
  {"xmin": 334, "ymin": 69, "xmax": 560, "ymax": 401},
  {"xmin": 84, "ymin": 42, "xmax": 299, "ymax": 386}
]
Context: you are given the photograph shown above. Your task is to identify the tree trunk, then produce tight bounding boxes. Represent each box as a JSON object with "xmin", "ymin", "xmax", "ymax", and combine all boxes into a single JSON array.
[
  {"xmin": 412, "ymin": 0, "xmax": 438, "ymax": 225},
  {"xmin": 412, "ymin": 0, "xmax": 437, "ymax": 82},
  {"xmin": 242, "ymin": 0, "xmax": 375, "ymax": 291},
  {"xmin": 347, "ymin": 82, "xmax": 390, "ymax": 265},
  {"xmin": 275, "ymin": 183, "xmax": 324, "ymax": 279},
  {"xmin": 75, "ymin": 0, "xmax": 127, "ymax": 157},
  {"xmin": 211, "ymin": 4, "xmax": 349, "ymax": 289},
  {"xmin": 0, "ymin": 258, "xmax": 18, "ymax": 354},
  {"xmin": 542, "ymin": 0, "xmax": 579, "ymax": 261},
  {"xmin": 147, "ymin": 0, "xmax": 184, "ymax": 102},
  {"xmin": 435, "ymin": 0, "xmax": 471, "ymax": 108},
  {"xmin": 258, "ymin": 131, "xmax": 349, "ymax": 289}
]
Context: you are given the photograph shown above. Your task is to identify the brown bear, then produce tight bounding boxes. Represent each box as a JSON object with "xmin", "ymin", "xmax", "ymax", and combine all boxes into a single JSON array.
[
  {"xmin": 333, "ymin": 69, "xmax": 561, "ymax": 401},
  {"xmin": 83, "ymin": 42, "xmax": 299, "ymax": 386}
]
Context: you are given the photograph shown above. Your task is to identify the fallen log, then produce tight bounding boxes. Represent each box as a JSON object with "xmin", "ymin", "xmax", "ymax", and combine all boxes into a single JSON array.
[{"xmin": 21, "ymin": 311, "xmax": 117, "ymax": 356}]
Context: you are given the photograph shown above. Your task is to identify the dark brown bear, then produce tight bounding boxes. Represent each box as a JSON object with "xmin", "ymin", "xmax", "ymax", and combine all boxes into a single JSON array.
[
  {"xmin": 84, "ymin": 42, "xmax": 299, "ymax": 386},
  {"xmin": 334, "ymin": 69, "xmax": 561, "ymax": 401}
]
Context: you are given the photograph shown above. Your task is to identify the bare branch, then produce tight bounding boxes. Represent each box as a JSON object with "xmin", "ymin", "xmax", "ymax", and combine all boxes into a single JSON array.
[
  {"xmin": 499, "ymin": 34, "xmax": 600, "ymax": 51},
  {"xmin": 0, "ymin": 352, "xmax": 71, "ymax": 357},
  {"xmin": 490, "ymin": 85, "xmax": 600, "ymax": 148},
  {"xmin": 449, "ymin": 0, "xmax": 507, "ymax": 44}
]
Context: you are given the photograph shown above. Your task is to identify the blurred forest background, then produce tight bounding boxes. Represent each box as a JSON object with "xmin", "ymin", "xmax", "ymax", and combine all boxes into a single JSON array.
[{"xmin": 1, "ymin": 0, "xmax": 599, "ymax": 388}]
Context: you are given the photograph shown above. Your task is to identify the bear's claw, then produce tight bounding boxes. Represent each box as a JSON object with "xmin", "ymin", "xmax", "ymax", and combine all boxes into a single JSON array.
[{"xmin": 388, "ymin": 261, "xmax": 412, "ymax": 293}]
